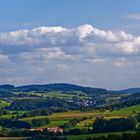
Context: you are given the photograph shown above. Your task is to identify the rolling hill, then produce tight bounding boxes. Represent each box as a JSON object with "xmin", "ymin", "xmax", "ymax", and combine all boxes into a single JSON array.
[
  {"xmin": 0, "ymin": 83, "xmax": 110, "ymax": 96},
  {"xmin": 117, "ymin": 88, "xmax": 140, "ymax": 94}
]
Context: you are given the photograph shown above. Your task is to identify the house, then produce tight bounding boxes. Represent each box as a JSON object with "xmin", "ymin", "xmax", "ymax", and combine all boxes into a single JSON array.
[
  {"xmin": 47, "ymin": 127, "xmax": 64, "ymax": 133},
  {"xmin": 30, "ymin": 128, "xmax": 44, "ymax": 132}
]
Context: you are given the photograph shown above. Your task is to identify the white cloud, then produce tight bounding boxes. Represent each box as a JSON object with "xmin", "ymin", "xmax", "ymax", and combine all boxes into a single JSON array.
[
  {"xmin": 0, "ymin": 24, "xmax": 135, "ymax": 49},
  {"xmin": 0, "ymin": 24, "xmax": 140, "ymax": 88},
  {"xmin": 115, "ymin": 37, "xmax": 140, "ymax": 54},
  {"xmin": 0, "ymin": 24, "xmax": 139, "ymax": 61},
  {"xmin": 19, "ymin": 47, "xmax": 77, "ymax": 63},
  {"xmin": 1, "ymin": 24, "xmax": 140, "ymax": 63},
  {"xmin": 1, "ymin": 24, "xmax": 140, "ymax": 65},
  {"xmin": 78, "ymin": 24, "xmax": 134, "ymax": 42}
]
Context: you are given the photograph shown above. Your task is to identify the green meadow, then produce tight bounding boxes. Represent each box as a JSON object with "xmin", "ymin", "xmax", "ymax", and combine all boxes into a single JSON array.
[
  {"xmin": 67, "ymin": 131, "xmax": 135, "ymax": 140},
  {"xmin": 19, "ymin": 104, "xmax": 140, "ymax": 129},
  {"xmin": 14, "ymin": 91, "xmax": 89, "ymax": 99},
  {"xmin": 0, "ymin": 100, "xmax": 10, "ymax": 109}
]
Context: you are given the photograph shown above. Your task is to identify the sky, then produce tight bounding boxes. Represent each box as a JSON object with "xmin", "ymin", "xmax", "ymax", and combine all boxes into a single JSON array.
[{"xmin": 0, "ymin": 0, "xmax": 140, "ymax": 89}]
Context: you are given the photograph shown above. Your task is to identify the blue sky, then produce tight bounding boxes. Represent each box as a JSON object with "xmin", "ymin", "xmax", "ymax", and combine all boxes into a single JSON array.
[
  {"xmin": 0, "ymin": 0, "xmax": 140, "ymax": 89},
  {"xmin": 1, "ymin": 0, "xmax": 140, "ymax": 30}
]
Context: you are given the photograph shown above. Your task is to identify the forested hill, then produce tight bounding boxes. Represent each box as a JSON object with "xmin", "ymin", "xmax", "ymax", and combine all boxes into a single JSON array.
[
  {"xmin": 0, "ymin": 83, "xmax": 109, "ymax": 96},
  {"xmin": 1, "ymin": 83, "xmax": 140, "ymax": 96},
  {"xmin": 117, "ymin": 88, "xmax": 140, "ymax": 94}
]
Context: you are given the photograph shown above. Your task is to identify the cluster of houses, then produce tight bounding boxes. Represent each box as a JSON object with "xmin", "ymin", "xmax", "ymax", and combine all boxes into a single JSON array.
[
  {"xmin": 30, "ymin": 127, "xmax": 64, "ymax": 133},
  {"xmin": 47, "ymin": 127, "xmax": 64, "ymax": 133},
  {"xmin": 66, "ymin": 98, "xmax": 94, "ymax": 107}
]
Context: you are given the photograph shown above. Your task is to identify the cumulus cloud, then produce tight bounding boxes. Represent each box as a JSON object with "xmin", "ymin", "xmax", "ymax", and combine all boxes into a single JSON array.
[
  {"xmin": 1, "ymin": 24, "xmax": 140, "ymax": 67},
  {"xmin": 0, "ymin": 24, "xmax": 139, "ymax": 57},
  {"xmin": 19, "ymin": 47, "xmax": 77, "ymax": 64},
  {"xmin": 1, "ymin": 24, "xmax": 134, "ymax": 45},
  {"xmin": 0, "ymin": 26, "xmax": 79, "ymax": 46},
  {"xmin": 1, "ymin": 24, "xmax": 140, "ymax": 65},
  {"xmin": 78, "ymin": 24, "xmax": 134, "ymax": 42},
  {"xmin": 0, "ymin": 24, "xmax": 140, "ymax": 88}
]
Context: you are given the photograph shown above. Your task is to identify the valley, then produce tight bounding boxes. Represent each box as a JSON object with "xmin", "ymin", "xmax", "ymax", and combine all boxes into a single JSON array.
[{"xmin": 0, "ymin": 84, "xmax": 140, "ymax": 139}]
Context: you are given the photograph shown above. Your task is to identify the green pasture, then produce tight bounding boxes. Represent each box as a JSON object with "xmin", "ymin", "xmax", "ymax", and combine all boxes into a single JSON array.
[
  {"xmin": 0, "ymin": 100, "xmax": 10, "ymax": 109},
  {"xmin": 0, "ymin": 137, "xmax": 28, "ymax": 140},
  {"xmin": 14, "ymin": 91, "xmax": 89, "ymax": 99},
  {"xmin": 8, "ymin": 104, "xmax": 140, "ymax": 129},
  {"xmin": 67, "ymin": 131, "xmax": 135, "ymax": 140}
]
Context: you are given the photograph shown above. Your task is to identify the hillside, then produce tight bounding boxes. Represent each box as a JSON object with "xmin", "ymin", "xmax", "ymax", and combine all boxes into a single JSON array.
[
  {"xmin": 0, "ymin": 83, "xmax": 140, "ymax": 139},
  {"xmin": 117, "ymin": 88, "xmax": 140, "ymax": 94},
  {"xmin": 0, "ymin": 83, "xmax": 110, "ymax": 96}
]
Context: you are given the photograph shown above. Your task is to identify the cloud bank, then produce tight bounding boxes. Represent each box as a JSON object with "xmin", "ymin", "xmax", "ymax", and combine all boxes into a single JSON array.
[{"xmin": 0, "ymin": 24, "xmax": 140, "ymax": 89}]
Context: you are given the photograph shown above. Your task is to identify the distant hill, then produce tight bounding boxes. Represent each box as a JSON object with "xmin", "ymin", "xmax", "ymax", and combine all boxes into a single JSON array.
[
  {"xmin": 117, "ymin": 88, "xmax": 140, "ymax": 94},
  {"xmin": 0, "ymin": 83, "xmax": 110, "ymax": 96},
  {"xmin": 0, "ymin": 84, "xmax": 15, "ymax": 90},
  {"xmin": 0, "ymin": 89, "xmax": 14, "ymax": 98},
  {"xmin": 1, "ymin": 83, "xmax": 139, "ymax": 96},
  {"xmin": 14, "ymin": 83, "xmax": 110, "ymax": 96}
]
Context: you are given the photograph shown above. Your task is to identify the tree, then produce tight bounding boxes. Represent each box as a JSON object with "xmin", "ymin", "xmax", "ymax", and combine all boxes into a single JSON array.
[
  {"xmin": 31, "ymin": 118, "xmax": 49, "ymax": 127},
  {"xmin": 92, "ymin": 117, "xmax": 137, "ymax": 133}
]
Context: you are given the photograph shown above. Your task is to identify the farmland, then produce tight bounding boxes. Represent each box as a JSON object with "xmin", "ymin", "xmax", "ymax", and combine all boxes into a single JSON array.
[
  {"xmin": 67, "ymin": 131, "xmax": 136, "ymax": 140},
  {"xmin": 0, "ymin": 83, "xmax": 140, "ymax": 140},
  {"xmin": 19, "ymin": 104, "xmax": 140, "ymax": 129},
  {"xmin": 0, "ymin": 100, "xmax": 10, "ymax": 109}
]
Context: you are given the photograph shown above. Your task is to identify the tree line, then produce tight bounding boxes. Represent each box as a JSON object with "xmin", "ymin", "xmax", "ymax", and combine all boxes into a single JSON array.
[
  {"xmin": 92, "ymin": 117, "xmax": 137, "ymax": 133},
  {"xmin": 0, "ymin": 117, "xmax": 49, "ymax": 128}
]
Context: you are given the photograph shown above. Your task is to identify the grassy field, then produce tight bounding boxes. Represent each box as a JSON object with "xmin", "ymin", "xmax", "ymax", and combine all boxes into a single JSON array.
[
  {"xmin": 20, "ymin": 104, "xmax": 140, "ymax": 128},
  {"xmin": 1, "ymin": 104, "xmax": 139, "ymax": 129},
  {"xmin": 0, "ymin": 111, "xmax": 26, "ymax": 119},
  {"xmin": 0, "ymin": 137, "xmax": 28, "ymax": 140},
  {"xmin": 14, "ymin": 91, "xmax": 89, "ymax": 99},
  {"xmin": 21, "ymin": 111, "xmax": 100, "ymax": 121},
  {"xmin": 42, "ymin": 92, "xmax": 88, "ymax": 99},
  {"xmin": 0, "ymin": 114, "xmax": 17, "ymax": 119},
  {"xmin": 0, "ymin": 132, "xmax": 134, "ymax": 140},
  {"xmin": 0, "ymin": 100, "xmax": 10, "ymax": 109},
  {"xmin": 76, "ymin": 118, "xmax": 95, "ymax": 128},
  {"xmin": 21, "ymin": 111, "xmax": 101, "ymax": 128},
  {"xmin": 67, "ymin": 131, "xmax": 135, "ymax": 140}
]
